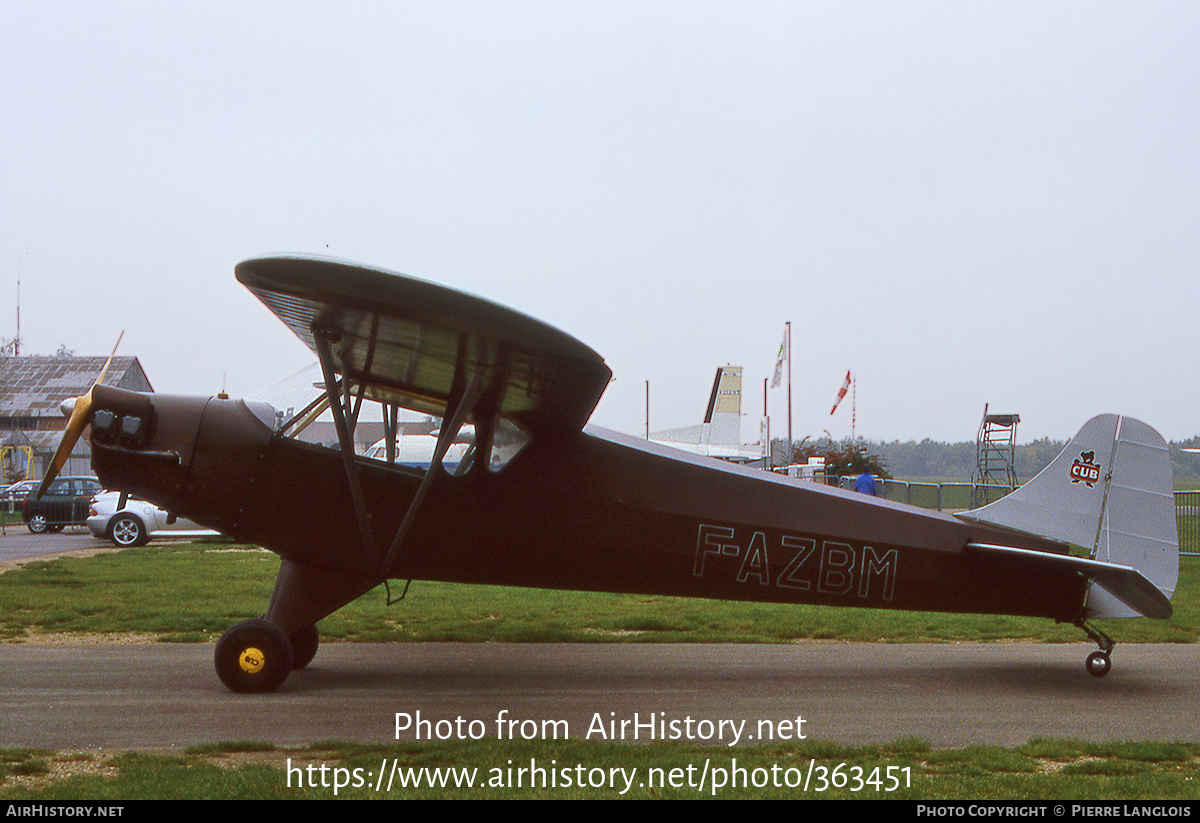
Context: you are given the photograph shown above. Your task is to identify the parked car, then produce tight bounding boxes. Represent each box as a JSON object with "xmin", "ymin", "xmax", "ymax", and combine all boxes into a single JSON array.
[
  {"xmin": 86, "ymin": 490, "xmax": 220, "ymax": 547},
  {"xmin": 23, "ymin": 477, "xmax": 103, "ymax": 533},
  {"xmin": 1, "ymin": 479, "xmax": 38, "ymax": 507}
]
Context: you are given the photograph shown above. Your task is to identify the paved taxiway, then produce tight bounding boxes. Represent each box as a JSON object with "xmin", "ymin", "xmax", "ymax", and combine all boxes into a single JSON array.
[
  {"xmin": 2, "ymin": 642, "xmax": 1198, "ymax": 750},
  {"xmin": 0, "ymin": 526, "xmax": 116, "ymax": 566}
]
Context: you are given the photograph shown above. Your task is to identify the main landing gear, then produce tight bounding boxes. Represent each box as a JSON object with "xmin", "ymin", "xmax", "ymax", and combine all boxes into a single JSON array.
[
  {"xmin": 213, "ymin": 559, "xmax": 374, "ymax": 692},
  {"xmin": 214, "ymin": 619, "xmax": 320, "ymax": 693},
  {"xmin": 1076, "ymin": 620, "xmax": 1115, "ymax": 678}
]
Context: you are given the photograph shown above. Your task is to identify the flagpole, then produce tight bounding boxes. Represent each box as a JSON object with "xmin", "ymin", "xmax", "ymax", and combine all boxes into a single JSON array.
[
  {"xmin": 786, "ymin": 321, "xmax": 792, "ymax": 451},
  {"xmin": 769, "ymin": 323, "xmax": 790, "ymax": 467},
  {"xmin": 763, "ymin": 377, "xmax": 770, "ymax": 470},
  {"xmin": 645, "ymin": 380, "xmax": 649, "ymax": 440}
]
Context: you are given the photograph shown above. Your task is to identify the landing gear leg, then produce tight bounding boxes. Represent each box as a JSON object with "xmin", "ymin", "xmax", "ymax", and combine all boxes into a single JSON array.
[
  {"xmin": 289, "ymin": 624, "xmax": 320, "ymax": 670},
  {"xmin": 211, "ymin": 559, "xmax": 374, "ymax": 692},
  {"xmin": 256, "ymin": 613, "xmax": 319, "ymax": 670},
  {"xmin": 1076, "ymin": 620, "xmax": 1115, "ymax": 678}
]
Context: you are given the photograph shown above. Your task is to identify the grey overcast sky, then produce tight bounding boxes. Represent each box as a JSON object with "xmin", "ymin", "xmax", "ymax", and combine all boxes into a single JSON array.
[{"xmin": 2, "ymin": 2, "xmax": 1197, "ymax": 444}]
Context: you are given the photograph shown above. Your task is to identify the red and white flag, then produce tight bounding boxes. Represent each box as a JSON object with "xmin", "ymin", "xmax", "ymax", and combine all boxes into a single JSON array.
[{"xmin": 830, "ymin": 370, "xmax": 851, "ymax": 415}]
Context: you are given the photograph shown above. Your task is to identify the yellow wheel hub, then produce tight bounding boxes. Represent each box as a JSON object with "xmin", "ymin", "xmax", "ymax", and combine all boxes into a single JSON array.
[{"xmin": 238, "ymin": 647, "xmax": 266, "ymax": 674}]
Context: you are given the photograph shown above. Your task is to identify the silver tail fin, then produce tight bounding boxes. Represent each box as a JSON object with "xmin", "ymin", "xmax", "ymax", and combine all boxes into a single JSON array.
[{"xmin": 960, "ymin": 414, "xmax": 1178, "ymax": 618}]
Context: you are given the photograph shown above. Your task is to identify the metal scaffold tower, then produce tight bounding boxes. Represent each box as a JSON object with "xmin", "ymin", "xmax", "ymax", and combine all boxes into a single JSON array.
[{"xmin": 972, "ymin": 403, "xmax": 1020, "ymax": 508}]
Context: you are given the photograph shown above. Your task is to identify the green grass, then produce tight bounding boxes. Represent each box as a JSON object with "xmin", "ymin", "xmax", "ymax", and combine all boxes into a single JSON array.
[
  {"xmin": 2, "ymin": 543, "xmax": 1199, "ymax": 644},
  {"xmin": 3, "ymin": 738, "xmax": 1200, "ymax": 799}
]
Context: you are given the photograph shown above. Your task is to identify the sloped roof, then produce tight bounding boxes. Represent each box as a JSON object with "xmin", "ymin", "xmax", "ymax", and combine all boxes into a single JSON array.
[{"xmin": 0, "ymin": 356, "xmax": 153, "ymax": 417}]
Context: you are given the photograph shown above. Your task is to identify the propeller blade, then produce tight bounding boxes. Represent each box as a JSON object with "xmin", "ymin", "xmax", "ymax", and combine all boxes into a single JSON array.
[
  {"xmin": 37, "ymin": 391, "xmax": 94, "ymax": 497},
  {"xmin": 95, "ymin": 331, "xmax": 123, "ymax": 387},
  {"xmin": 36, "ymin": 331, "xmax": 124, "ymax": 497}
]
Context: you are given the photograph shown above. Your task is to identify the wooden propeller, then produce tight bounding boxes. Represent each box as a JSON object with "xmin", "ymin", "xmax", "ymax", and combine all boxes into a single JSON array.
[{"xmin": 37, "ymin": 332, "xmax": 123, "ymax": 497}]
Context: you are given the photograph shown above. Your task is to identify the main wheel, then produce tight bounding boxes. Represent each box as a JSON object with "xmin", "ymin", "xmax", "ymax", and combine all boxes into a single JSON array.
[
  {"xmin": 290, "ymin": 624, "xmax": 320, "ymax": 670},
  {"xmin": 215, "ymin": 619, "xmax": 294, "ymax": 693},
  {"xmin": 1086, "ymin": 650, "xmax": 1112, "ymax": 678},
  {"xmin": 27, "ymin": 514, "xmax": 48, "ymax": 534},
  {"xmin": 109, "ymin": 513, "xmax": 148, "ymax": 547}
]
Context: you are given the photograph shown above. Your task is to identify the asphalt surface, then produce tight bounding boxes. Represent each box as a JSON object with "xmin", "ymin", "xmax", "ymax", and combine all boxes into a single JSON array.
[
  {"xmin": 4, "ymin": 640, "xmax": 1199, "ymax": 751},
  {"xmin": 2, "ymin": 531, "xmax": 1198, "ymax": 751},
  {"xmin": 0, "ymin": 523, "xmax": 117, "ymax": 566}
]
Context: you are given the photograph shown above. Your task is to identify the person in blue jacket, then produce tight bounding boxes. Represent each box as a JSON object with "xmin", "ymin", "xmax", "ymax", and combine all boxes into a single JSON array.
[{"xmin": 854, "ymin": 469, "xmax": 877, "ymax": 496}]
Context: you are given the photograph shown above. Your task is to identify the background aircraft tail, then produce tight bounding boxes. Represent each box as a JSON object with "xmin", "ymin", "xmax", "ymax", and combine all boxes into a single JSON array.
[
  {"xmin": 652, "ymin": 365, "xmax": 743, "ymax": 447},
  {"xmin": 960, "ymin": 414, "xmax": 1178, "ymax": 618},
  {"xmin": 702, "ymin": 365, "xmax": 743, "ymax": 445}
]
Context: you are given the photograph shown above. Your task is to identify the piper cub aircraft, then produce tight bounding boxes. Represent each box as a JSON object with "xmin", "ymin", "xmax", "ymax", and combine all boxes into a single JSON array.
[{"xmin": 41, "ymin": 256, "xmax": 1178, "ymax": 692}]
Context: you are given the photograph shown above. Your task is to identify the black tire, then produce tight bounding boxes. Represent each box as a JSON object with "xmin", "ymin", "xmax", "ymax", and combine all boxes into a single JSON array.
[
  {"xmin": 108, "ymin": 513, "xmax": 149, "ymax": 547},
  {"xmin": 1086, "ymin": 651, "xmax": 1112, "ymax": 678},
  {"xmin": 290, "ymin": 624, "xmax": 320, "ymax": 670},
  {"xmin": 214, "ymin": 619, "xmax": 294, "ymax": 693},
  {"xmin": 26, "ymin": 514, "xmax": 48, "ymax": 534},
  {"xmin": 46, "ymin": 524, "xmax": 64, "ymax": 533}
]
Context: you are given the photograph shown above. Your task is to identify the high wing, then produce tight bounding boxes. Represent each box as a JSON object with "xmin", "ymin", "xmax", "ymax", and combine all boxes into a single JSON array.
[{"xmin": 236, "ymin": 255, "xmax": 612, "ymax": 432}]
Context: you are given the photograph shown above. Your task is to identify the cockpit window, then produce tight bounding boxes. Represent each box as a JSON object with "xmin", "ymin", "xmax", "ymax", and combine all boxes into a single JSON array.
[
  {"xmin": 488, "ymin": 417, "xmax": 530, "ymax": 472},
  {"xmin": 268, "ymin": 372, "xmax": 531, "ymax": 477},
  {"xmin": 362, "ymin": 416, "xmax": 471, "ymax": 472},
  {"xmin": 354, "ymin": 411, "xmax": 528, "ymax": 476},
  {"xmin": 439, "ymin": 420, "xmax": 477, "ymax": 477}
]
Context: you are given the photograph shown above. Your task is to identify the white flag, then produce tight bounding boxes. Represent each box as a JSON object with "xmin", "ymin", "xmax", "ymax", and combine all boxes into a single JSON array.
[{"xmin": 770, "ymin": 326, "xmax": 788, "ymax": 388}]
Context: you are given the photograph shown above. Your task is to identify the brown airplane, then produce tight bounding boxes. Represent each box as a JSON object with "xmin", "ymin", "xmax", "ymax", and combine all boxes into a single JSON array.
[{"xmin": 38, "ymin": 256, "xmax": 1179, "ymax": 692}]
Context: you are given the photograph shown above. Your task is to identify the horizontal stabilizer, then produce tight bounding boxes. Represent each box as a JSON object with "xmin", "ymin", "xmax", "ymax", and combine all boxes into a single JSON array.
[{"xmin": 966, "ymin": 543, "xmax": 1172, "ymax": 620}]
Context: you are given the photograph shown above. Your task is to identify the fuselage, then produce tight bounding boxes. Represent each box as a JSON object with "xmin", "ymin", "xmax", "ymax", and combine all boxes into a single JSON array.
[{"xmin": 89, "ymin": 385, "xmax": 1089, "ymax": 628}]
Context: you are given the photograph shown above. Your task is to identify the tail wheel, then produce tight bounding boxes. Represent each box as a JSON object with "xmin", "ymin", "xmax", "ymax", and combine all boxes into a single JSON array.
[
  {"xmin": 1086, "ymin": 651, "xmax": 1112, "ymax": 678},
  {"xmin": 215, "ymin": 619, "xmax": 294, "ymax": 693},
  {"xmin": 290, "ymin": 624, "xmax": 320, "ymax": 670}
]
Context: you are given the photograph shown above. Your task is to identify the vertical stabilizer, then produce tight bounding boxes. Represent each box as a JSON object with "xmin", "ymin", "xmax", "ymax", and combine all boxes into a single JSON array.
[
  {"xmin": 648, "ymin": 366, "xmax": 756, "ymax": 460},
  {"xmin": 704, "ymin": 366, "xmax": 742, "ymax": 445},
  {"xmin": 959, "ymin": 414, "xmax": 1177, "ymax": 618}
]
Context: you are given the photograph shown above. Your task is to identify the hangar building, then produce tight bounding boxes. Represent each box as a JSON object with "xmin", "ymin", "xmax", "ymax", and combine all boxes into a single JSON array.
[{"xmin": 0, "ymin": 355, "xmax": 152, "ymax": 481}]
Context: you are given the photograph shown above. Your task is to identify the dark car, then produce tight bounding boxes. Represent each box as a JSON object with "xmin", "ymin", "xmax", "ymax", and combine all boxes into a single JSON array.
[{"xmin": 23, "ymin": 477, "xmax": 103, "ymax": 534}]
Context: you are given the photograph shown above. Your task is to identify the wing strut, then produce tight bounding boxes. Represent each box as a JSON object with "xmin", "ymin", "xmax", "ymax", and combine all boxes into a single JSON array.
[
  {"xmin": 382, "ymin": 403, "xmax": 399, "ymax": 464},
  {"xmin": 382, "ymin": 370, "xmax": 485, "ymax": 574},
  {"xmin": 314, "ymin": 321, "xmax": 493, "ymax": 580},
  {"xmin": 314, "ymin": 328, "xmax": 383, "ymax": 572}
]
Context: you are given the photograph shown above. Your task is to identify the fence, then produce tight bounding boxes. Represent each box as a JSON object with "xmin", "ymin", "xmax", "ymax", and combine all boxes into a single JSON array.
[
  {"xmin": 834, "ymin": 477, "xmax": 1011, "ymax": 512},
  {"xmin": 1177, "ymin": 491, "xmax": 1200, "ymax": 557}
]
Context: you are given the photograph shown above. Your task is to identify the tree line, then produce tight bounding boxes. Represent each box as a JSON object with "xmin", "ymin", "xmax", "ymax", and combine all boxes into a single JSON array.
[{"xmin": 779, "ymin": 436, "xmax": 1200, "ymax": 483}]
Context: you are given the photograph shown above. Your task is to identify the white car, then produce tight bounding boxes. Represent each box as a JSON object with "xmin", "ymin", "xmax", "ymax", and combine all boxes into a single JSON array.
[
  {"xmin": 1, "ymin": 479, "xmax": 38, "ymax": 504},
  {"xmin": 87, "ymin": 491, "xmax": 219, "ymax": 547}
]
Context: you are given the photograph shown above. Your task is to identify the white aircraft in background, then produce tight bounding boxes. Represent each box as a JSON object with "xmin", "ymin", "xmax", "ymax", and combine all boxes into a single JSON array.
[
  {"xmin": 648, "ymin": 366, "xmax": 763, "ymax": 463},
  {"xmin": 364, "ymin": 418, "xmax": 531, "ymax": 474}
]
